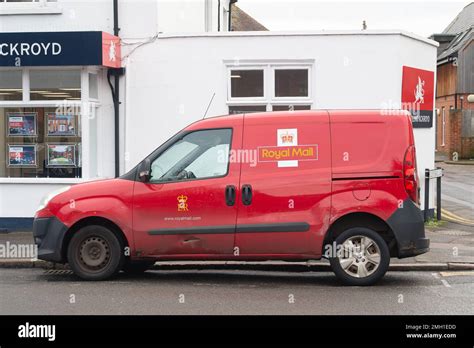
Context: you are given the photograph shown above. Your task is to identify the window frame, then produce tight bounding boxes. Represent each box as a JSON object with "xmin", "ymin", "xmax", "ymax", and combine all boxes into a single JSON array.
[
  {"xmin": 225, "ymin": 60, "xmax": 314, "ymax": 113},
  {"xmin": 147, "ymin": 127, "xmax": 233, "ymax": 185},
  {"xmin": 272, "ymin": 66, "xmax": 310, "ymax": 101},
  {"xmin": 227, "ymin": 67, "xmax": 266, "ymax": 102}
]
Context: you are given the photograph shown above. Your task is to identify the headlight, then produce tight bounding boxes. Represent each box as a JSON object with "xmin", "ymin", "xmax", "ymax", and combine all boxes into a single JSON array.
[{"xmin": 37, "ymin": 186, "xmax": 71, "ymax": 212}]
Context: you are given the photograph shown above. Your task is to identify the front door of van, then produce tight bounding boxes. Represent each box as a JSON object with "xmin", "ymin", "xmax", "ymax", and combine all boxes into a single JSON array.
[
  {"xmin": 235, "ymin": 112, "xmax": 331, "ymax": 257},
  {"xmin": 132, "ymin": 119, "xmax": 243, "ymax": 257}
]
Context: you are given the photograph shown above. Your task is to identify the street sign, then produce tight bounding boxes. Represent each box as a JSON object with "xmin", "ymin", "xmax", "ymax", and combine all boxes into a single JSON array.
[{"xmin": 428, "ymin": 168, "xmax": 443, "ymax": 178}]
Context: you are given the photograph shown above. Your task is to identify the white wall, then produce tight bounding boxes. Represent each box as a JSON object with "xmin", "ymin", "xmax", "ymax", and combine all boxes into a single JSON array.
[
  {"xmin": 123, "ymin": 31, "xmax": 437, "ymax": 210},
  {"xmin": 0, "ymin": 0, "xmax": 229, "ymax": 36}
]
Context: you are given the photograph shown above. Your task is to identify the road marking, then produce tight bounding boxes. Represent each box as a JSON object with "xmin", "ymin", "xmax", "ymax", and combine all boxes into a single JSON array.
[
  {"xmin": 441, "ymin": 208, "xmax": 474, "ymax": 225},
  {"xmin": 440, "ymin": 271, "xmax": 474, "ymax": 277},
  {"xmin": 441, "ymin": 279, "xmax": 452, "ymax": 288},
  {"xmin": 431, "ymin": 272, "xmax": 440, "ymax": 279},
  {"xmin": 441, "ymin": 208, "xmax": 474, "ymax": 222}
]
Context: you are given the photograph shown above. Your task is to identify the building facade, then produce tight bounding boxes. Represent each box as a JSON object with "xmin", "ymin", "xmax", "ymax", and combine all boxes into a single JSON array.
[
  {"xmin": 431, "ymin": 3, "xmax": 474, "ymax": 160},
  {"xmin": 0, "ymin": 1, "xmax": 438, "ymax": 227}
]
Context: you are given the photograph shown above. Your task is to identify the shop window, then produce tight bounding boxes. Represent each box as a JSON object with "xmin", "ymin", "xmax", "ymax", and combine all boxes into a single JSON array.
[
  {"xmin": 272, "ymin": 105, "xmax": 311, "ymax": 111},
  {"xmin": 30, "ymin": 70, "xmax": 81, "ymax": 101},
  {"xmin": 0, "ymin": 70, "xmax": 22, "ymax": 101},
  {"xmin": 230, "ymin": 70, "xmax": 264, "ymax": 98},
  {"xmin": 0, "ymin": 107, "xmax": 81, "ymax": 178},
  {"xmin": 229, "ymin": 105, "xmax": 266, "ymax": 114},
  {"xmin": 274, "ymin": 69, "xmax": 308, "ymax": 97}
]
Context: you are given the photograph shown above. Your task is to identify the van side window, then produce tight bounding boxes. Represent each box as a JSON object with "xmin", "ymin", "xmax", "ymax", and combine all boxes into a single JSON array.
[{"xmin": 150, "ymin": 129, "xmax": 232, "ymax": 183}]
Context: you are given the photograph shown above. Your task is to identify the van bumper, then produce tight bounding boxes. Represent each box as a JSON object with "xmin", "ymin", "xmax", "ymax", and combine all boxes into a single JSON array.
[
  {"xmin": 33, "ymin": 217, "xmax": 68, "ymax": 263},
  {"xmin": 387, "ymin": 199, "xmax": 430, "ymax": 258}
]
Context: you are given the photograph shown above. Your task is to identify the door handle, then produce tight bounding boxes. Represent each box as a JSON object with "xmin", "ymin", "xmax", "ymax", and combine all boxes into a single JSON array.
[
  {"xmin": 225, "ymin": 185, "xmax": 236, "ymax": 206},
  {"xmin": 242, "ymin": 184, "xmax": 252, "ymax": 205}
]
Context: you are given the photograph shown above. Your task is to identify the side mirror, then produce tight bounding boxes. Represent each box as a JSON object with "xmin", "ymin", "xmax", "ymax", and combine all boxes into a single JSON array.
[{"xmin": 138, "ymin": 158, "xmax": 151, "ymax": 182}]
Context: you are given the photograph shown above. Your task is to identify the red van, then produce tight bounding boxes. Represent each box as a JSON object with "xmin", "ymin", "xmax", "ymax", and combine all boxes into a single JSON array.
[{"xmin": 33, "ymin": 110, "xmax": 429, "ymax": 285}]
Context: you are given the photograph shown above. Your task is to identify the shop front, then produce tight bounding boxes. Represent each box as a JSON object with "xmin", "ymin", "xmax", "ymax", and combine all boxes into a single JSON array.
[{"xmin": 0, "ymin": 31, "xmax": 120, "ymax": 227}]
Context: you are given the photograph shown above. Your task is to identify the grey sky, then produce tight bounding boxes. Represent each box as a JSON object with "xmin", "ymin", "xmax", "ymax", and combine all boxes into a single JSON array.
[{"xmin": 237, "ymin": 0, "xmax": 472, "ymax": 37}]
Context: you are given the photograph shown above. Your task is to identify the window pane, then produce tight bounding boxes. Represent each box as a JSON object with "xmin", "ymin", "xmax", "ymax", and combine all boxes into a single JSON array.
[
  {"xmin": 272, "ymin": 105, "xmax": 311, "ymax": 111},
  {"xmin": 151, "ymin": 129, "xmax": 231, "ymax": 182},
  {"xmin": 230, "ymin": 70, "xmax": 264, "ymax": 98},
  {"xmin": 30, "ymin": 70, "xmax": 81, "ymax": 100},
  {"xmin": 0, "ymin": 107, "xmax": 82, "ymax": 178},
  {"xmin": 229, "ymin": 105, "xmax": 266, "ymax": 114},
  {"xmin": 0, "ymin": 70, "xmax": 22, "ymax": 101},
  {"xmin": 275, "ymin": 69, "xmax": 308, "ymax": 97}
]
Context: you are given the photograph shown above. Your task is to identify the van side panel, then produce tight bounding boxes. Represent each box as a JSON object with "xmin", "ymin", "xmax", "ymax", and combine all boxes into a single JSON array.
[{"xmin": 235, "ymin": 111, "xmax": 332, "ymax": 257}]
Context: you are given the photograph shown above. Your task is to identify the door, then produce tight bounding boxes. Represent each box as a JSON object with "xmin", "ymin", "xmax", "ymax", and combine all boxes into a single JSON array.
[
  {"xmin": 235, "ymin": 112, "xmax": 332, "ymax": 257},
  {"xmin": 132, "ymin": 121, "xmax": 243, "ymax": 257}
]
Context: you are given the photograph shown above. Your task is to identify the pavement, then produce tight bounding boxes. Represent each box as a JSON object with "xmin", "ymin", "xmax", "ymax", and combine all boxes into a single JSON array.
[{"xmin": 0, "ymin": 268, "xmax": 473, "ymax": 315}]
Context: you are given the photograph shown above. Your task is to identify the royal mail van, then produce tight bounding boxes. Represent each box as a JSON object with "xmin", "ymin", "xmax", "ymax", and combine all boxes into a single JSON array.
[{"xmin": 33, "ymin": 110, "xmax": 429, "ymax": 285}]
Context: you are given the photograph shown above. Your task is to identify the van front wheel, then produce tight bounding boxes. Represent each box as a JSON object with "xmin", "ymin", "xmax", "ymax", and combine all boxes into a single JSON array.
[
  {"xmin": 329, "ymin": 228, "xmax": 390, "ymax": 286},
  {"xmin": 67, "ymin": 225, "xmax": 124, "ymax": 281}
]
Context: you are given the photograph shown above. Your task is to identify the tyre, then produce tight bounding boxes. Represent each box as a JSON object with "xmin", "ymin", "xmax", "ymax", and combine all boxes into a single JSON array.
[
  {"xmin": 67, "ymin": 225, "xmax": 125, "ymax": 281},
  {"xmin": 122, "ymin": 260, "xmax": 155, "ymax": 274},
  {"xmin": 329, "ymin": 227, "xmax": 390, "ymax": 286}
]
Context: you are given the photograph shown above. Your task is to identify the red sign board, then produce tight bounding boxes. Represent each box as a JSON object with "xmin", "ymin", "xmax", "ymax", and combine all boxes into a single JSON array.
[
  {"xmin": 102, "ymin": 32, "xmax": 121, "ymax": 68},
  {"xmin": 401, "ymin": 66, "xmax": 434, "ymax": 128}
]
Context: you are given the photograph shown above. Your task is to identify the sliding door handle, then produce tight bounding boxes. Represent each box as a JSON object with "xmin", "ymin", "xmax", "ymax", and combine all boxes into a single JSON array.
[
  {"xmin": 242, "ymin": 184, "xmax": 252, "ymax": 205},
  {"xmin": 225, "ymin": 185, "xmax": 236, "ymax": 206}
]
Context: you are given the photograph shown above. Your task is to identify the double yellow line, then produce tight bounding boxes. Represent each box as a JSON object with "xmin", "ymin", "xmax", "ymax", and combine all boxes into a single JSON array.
[{"xmin": 440, "ymin": 208, "xmax": 474, "ymax": 226}]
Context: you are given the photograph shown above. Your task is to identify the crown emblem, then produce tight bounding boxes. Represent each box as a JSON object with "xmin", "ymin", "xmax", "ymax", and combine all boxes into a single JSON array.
[
  {"xmin": 177, "ymin": 195, "xmax": 188, "ymax": 212},
  {"xmin": 281, "ymin": 132, "xmax": 294, "ymax": 143}
]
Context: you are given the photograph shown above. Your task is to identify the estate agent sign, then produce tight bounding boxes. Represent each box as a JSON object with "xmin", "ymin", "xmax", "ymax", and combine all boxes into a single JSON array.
[{"xmin": 0, "ymin": 31, "xmax": 121, "ymax": 68}]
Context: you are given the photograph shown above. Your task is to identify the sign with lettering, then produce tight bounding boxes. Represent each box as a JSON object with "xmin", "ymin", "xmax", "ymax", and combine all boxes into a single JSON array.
[
  {"xmin": 0, "ymin": 31, "xmax": 121, "ymax": 67},
  {"xmin": 401, "ymin": 66, "xmax": 435, "ymax": 128}
]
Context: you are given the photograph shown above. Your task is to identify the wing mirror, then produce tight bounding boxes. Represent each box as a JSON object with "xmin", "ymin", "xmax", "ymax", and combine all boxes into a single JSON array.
[{"xmin": 138, "ymin": 158, "xmax": 151, "ymax": 182}]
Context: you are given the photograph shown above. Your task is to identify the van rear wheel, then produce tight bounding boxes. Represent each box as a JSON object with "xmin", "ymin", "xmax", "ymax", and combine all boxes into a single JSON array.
[
  {"xmin": 67, "ymin": 225, "xmax": 124, "ymax": 281},
  {"xmin": 329, "ymin": 227, "xmax": 390, "ymax": 286}
]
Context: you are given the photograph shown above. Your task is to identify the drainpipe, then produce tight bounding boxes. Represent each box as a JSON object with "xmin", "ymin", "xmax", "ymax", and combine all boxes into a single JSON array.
[{"xmin": 109, "ymin": 0, "xmax": 123, "ymax": 177}]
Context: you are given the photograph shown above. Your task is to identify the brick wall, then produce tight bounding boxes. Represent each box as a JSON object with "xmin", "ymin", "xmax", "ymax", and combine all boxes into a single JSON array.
[{"xmin": 435, "ymin": 93, "xmax": 474, "ymax": 158}]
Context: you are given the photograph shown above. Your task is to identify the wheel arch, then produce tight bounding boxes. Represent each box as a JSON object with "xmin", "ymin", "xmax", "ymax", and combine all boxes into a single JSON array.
[
  {"xmin": 61, "ymin": 216, "xmax": 130, "ymax": 262},
  {"xmin": 323, "ymin": 212, "xmax": 398, "ymax": 257}
]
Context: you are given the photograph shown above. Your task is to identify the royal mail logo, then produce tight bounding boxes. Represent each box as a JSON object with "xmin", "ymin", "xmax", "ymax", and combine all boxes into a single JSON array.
[
  {"xmin": 258, "ymin": 145, "xmax": 318, "ymax": 162},
  {"xmin": 177, "ymin": 195, "xmax": 189, "ymax": 212},
  {"xmin": 280, "ymin": 131, "xmax": 294, "ymax": 144}
]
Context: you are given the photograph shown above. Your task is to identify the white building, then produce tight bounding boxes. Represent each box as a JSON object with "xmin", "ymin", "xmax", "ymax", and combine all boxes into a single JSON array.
[{"xmin": 0, "ymin": 0, "xmax": 438, "ymax": 228}]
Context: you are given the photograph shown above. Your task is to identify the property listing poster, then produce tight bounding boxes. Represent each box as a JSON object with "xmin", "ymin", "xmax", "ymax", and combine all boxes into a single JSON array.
[
  {"xmin": 47, "ymin": 113, "xmax": 76, "ymax": 136},
  {"xmin": 8, "ymin": 145, "xmax": 37, "ymax": 166},
  {"xmin": 7, "ymin": 113, "xmax": 37, "ymax": 136},
  {"xmin": 47, "ymin": 144, "xmax": 76, "ymax": 167}
]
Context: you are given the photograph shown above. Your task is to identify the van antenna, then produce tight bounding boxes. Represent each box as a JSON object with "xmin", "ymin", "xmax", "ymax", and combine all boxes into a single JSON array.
[{"xmin": 203, "ymin": 92, "xmax": 216, "ymax": 119}]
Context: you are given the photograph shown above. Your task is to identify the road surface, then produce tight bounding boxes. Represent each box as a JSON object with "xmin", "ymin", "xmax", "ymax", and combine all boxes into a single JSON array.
[{"xmin": 1, "ymin": 268, "xmax": 473, "ymax": 315}]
